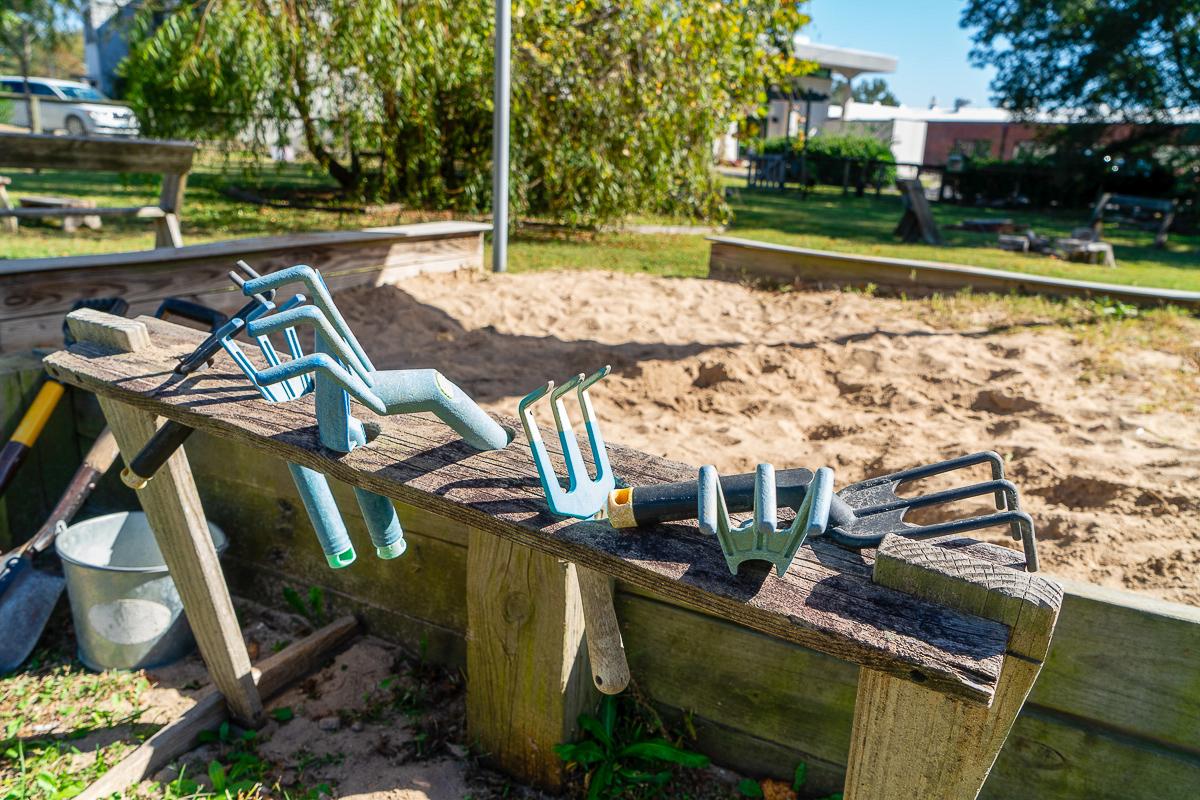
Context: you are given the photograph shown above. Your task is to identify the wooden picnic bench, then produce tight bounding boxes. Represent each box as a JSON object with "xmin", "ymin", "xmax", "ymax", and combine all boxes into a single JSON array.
[
  {"xmin": 0, "ymin": 132, "xmax": 195, "ymax": 248},
  {"xmin": 1089, "ymin": 192, "xmax": 1177, "ymax": 249},
  {"xmin": 46, "ymin": 310, "xmax": 1063, "ymax": 799}
]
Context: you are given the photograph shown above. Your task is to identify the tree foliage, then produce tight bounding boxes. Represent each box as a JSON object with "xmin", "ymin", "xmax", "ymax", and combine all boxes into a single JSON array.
[
  {"xmin": 833, "ymin": 77, "xmax": 899, "ymax": 106},
  {"xmin": 122, "ymin": 0, "xmax": 810, "ymax": 225},
  {"xmin": 962, "ymin": 0, "xmax": 1199, "ymax": 121}
]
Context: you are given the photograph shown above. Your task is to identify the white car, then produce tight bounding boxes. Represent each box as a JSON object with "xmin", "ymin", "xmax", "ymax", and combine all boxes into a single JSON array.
[{"xmin": 0, "ymin": 76, "xmax": 140, "ymax": 137}]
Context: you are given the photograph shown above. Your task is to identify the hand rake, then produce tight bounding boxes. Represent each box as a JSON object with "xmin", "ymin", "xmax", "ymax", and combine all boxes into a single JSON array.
[
  {"xmin": 518, "ymin": 366, "xmax": 615, "ymax": 520},
  {"xmin": 606, "ymin": 451, "xmax": 1039, "ymax": 572}
]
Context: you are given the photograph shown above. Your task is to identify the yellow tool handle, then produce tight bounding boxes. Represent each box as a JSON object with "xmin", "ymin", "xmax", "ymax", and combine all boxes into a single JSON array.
[{"xmin": 11, "ymin": 381, "xmax": 65, "ymax": 447}]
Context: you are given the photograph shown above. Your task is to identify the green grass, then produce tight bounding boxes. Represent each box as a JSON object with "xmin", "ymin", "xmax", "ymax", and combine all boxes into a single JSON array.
[
  {"xmin": 727, "ymin": 184, "xmax": 1200, "ymax": 291},
  {"xmin": 1, "ymin": 160, "xmax": 1196, "ymax": 291}
]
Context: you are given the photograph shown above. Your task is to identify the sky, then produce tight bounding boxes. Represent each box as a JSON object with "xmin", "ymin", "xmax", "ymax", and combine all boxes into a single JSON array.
[{"xmin": 802, "ymin": 0, "xmax": 997, "ymax": 109}]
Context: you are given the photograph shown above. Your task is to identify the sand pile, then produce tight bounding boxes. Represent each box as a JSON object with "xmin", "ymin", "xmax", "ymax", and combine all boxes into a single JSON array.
[{"xmin": 340, "ymin": 270, "xmax": 1200, "ymax": 605}]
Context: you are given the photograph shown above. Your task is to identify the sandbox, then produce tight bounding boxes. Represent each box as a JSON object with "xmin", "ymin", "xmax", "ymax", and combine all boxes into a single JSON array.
[{"xmin": 340, "ymin": 269, "xmax": 1200, "ymax": 606}]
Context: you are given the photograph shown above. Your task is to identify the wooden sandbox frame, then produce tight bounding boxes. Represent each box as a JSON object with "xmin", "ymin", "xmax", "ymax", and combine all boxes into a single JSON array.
[
  {"xmin": 36, "ymin": 310, "xmax": 1072, "ymax": 799},
  {"xmin": 0, "ymin": 220, "xmax": 491, "ymax": 352},
  {"xmin": 4, "ymin": 347, "xmax": 1199, "ymax": 797}
]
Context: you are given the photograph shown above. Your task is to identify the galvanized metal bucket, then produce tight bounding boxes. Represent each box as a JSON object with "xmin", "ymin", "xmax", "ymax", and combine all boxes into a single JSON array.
[{"xmin": 55, "ymin": 511, "xmax": 228, "ymax": 671}]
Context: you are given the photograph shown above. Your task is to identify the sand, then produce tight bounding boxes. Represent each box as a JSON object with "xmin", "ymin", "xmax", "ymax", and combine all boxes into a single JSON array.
[{"xmin": 339, "ymin": 269, "xmax": 1200, "ymax": 606}]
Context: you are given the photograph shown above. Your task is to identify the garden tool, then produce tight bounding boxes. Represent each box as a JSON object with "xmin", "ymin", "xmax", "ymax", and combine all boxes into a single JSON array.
[
  {"xmin": 699, "ymin": 464, "xmax": 835, "ymax": 576},
  {"xmin": 120, "ymin": 291, "xmax": 263, "ymax": 491},
  {"xmin": 518, "ymin": 366, "xmax": 615, "ymax": 520},
  {"xmin": 517, "ymin": 367, "xmax": 628, "ymax": 694},
  {"xmin": 0, "ymin": 428, "xmax": 121, "ymax": 673},
  {"xmin": 605, "ymin": 452, "xmax": 1039, "ymax": 572},
  {"xmin": 216, "ymin": 264, "xmax": 508, "ymax": 568},
  {"xmin": 1, "ymin": 298, "xmax": 128, "ymax": 498}
]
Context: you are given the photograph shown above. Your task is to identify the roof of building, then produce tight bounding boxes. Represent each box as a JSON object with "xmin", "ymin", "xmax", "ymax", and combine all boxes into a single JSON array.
[
  {"xmin": 792, "ymin": 39, "xmax": 898, "ymax": 79},
  {"xmin": 831, "ymin": 101, "xmax": 1200, "ymax": 126}
]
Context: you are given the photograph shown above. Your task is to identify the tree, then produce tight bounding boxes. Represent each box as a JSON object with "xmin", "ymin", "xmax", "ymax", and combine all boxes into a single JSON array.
[
  {"xmin": 121, "ymin": 1, "xmax": 810, "ymax": 225},
  {"xmin": 832, "ymin": 77, "xmax": 899, "ymax": 106},
  {"xmin": 962, "ymin": 0, "xmax": 1199, "ymax": 121},
  {"xmin": 0, "ymin": 1, "xmax": 81, "ymax": 128}
]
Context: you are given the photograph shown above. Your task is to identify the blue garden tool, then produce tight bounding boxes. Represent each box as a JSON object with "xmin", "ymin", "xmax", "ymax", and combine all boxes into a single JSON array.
[
  {"xmin": 220, "ymin": 264, "xmax": 509, "ymax": 568},
  {"xmin": 518, "ymin": 366, "xmax": 615, "ymax": 520},
  {"xmin": 604, "ymin": 452, "xmax": 1039, "ymax": 572},
  {"xmin": 699, "ymin": 464, "xmax": 835, "ymax": 576}
]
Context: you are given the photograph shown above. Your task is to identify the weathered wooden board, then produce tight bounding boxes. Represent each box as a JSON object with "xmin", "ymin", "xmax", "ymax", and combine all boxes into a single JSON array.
[
  {"xmin": 0, "ymin": 222, "xmax": 488, "ymax": 351},
  {"xmin": 43, "ymin": 316, "xmax": 1009, "ymax": 703},
  {"xmin": 0, "ymin": 133, "xmax": 195, "ymax": 174},
  {"xmin": 708, "ymin": 237, "xmax": 1200, "ymax": 308}
]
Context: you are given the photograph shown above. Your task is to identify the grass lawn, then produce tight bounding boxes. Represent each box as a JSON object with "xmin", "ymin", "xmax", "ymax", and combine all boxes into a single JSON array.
[{"xmin": 0, "ymin": 160, "xmax": 1195, "ymax": 291}]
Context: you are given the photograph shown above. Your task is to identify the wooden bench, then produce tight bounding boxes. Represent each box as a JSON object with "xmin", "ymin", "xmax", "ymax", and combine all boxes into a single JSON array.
[
  {"xmin": 47, "ymin": 311, "xmax": 1063, "ymax": 799},
  {"xmin": 0, "ymin": 132, "xmax": 195, "ymax": 248},
  {"xmin": 18, "ymin": 195, "xmax": 102, "ymax": 232},
  {"xmin": 1089, "ymin": 192, "xmax": 1177, "ymax": 249}
]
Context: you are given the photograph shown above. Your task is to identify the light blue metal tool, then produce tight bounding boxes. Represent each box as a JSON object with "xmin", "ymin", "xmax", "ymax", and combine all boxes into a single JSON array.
[
  {"xmin": 519, "ymin": 367, "xmax": 615, "ymax": 519},
  {"xmin": 219, "ymin": 264, "xmax": 509, "ymax": 568},
  {"xmin": 699, "ymin": 464, "xmax": 835, "ymax": 576}
]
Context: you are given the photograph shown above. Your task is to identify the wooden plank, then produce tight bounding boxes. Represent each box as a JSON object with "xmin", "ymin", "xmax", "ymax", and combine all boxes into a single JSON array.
[
  {"xmin": 983, "ymin": 709, "xmax": 1200, "ymax": 800},
  {"xmin": 1030, "ymin": 578, "xmax": 1200, "ymax": 752},
  {"xmin": 76, "ymin": 615, "xmax": 360, "ymax": 800},
  {"xmin": 465, "ymin": 530, "xmax": 594, "ymax": 788},
  {"xmin": 64, "ymin": 310, "xmax": 263, "ymax": 725},
  {"xmin": 708, "ymin": 237, "xmax": 1200, "ymax": 309},
  {"xmin": 845, "ymin": 535, "xmax": 1062, "ymax": 800},
  {"xmin": 0, "ymin": 206, "xmax": 166, "ymax": 219},
  {"xmin": 0, "ymin": 133, "xmax": 195, "ymax": 173},
  {"xmin": 0, "ymin": 223, "xmax": 487, "ymax": 323},
  {"xmin": 0, "ymin": 221, "xmax": 491, "ymax": 276},
  {"xmin": 43, "ymin": 316, "xmax": 1010, "ymax": 704}
]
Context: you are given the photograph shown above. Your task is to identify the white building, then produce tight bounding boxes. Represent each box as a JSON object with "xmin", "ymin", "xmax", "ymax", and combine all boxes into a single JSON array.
[{"xmin": 714, "ymin": 39, "xmax": 898, "ymax": 163}]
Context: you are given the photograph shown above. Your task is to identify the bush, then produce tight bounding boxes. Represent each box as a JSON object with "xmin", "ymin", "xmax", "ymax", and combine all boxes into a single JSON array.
[{"xmin": 954, "ymin": 151, "xmax": 1179, "ymax": 208}]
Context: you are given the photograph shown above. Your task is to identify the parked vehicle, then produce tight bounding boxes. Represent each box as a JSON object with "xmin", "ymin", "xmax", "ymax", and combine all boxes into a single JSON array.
[{"xmin": 0, "ymin": 77, "xmax": 139, "ymax": 137}]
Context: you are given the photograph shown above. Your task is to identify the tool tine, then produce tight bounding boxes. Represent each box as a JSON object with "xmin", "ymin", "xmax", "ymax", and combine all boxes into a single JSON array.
[
  {"xmin": 576, "ymin": 366, "xmax": 613, "ymax": 485},
  {"xmin": 551, "ymin": 374, "xmax": 587, "ymax": 488}
]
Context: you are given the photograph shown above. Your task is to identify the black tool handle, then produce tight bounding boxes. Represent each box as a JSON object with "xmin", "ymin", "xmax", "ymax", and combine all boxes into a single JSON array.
[
  {"xmin": 154, "ymin": 298, "xmax": 229, "ymax": 333},
  {"xmin": 121, "ymin": 421, "xmax": 195, "ymax": 489},
  {"xmin": 608, "ymin": 468, "xmax": 816, "ymax": 528}
]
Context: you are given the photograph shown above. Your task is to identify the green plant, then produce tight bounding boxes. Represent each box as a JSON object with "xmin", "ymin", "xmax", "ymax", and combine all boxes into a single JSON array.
[
  {"xmin": 282, "ymin": 585, "xmax": 327, "ymax": 626},
  {"xmin": 554, "ymin": 695, "xmax": 709, "ymax": 799},
  {"xmin": 121, "ymin": 0, "xmax": 810, "ymax": 226}
]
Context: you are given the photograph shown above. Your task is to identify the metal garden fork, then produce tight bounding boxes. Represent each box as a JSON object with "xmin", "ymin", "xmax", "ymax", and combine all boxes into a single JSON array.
[
  {"xmin": 518, "ymin": 366, "xmax": 615, "ymax": 520},
  {"xmin": 518, "ymin": 366, "xmax": 628, "ymax": 694}
]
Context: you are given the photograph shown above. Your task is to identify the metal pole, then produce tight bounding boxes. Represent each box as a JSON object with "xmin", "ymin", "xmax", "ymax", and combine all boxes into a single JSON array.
[{"xmin": 491, "ymin": 0, "xmax": 511, "ymax": 273}]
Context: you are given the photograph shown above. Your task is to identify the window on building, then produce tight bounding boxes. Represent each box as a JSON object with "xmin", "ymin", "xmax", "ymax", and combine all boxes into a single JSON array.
[{"xmin": 952, "ymin": 139, "xmax": 992, "ymax": 159}]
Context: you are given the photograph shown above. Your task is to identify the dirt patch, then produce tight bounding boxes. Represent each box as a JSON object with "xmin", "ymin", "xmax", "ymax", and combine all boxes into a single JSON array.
[{"xmin": 340, "ymin": 269, "xmax": 1200, "ymax": 606}]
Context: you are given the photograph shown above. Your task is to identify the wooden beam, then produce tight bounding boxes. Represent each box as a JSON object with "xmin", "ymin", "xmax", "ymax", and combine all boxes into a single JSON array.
[
  {"xmin": 0, "ymin": 133, "xmax": 195, "ymax": 174},
  {"xmin": 64, "ymin": 309, "xmax": 263, "ymax": 726},
  {"xmin": 43, "ymin": 316, "xmax": 1010, "ymax": 704},
  {"xmin": 844, "ymin": 534, "xmax": 1062, "ymax": 800},
  {"xmin": 708, "ymin": 237, "xmax": 1200, "ymax": 309},
  {"xmin": 466, "ymin": 530, "xmax": 594, "ymax": 788},
  {"xmin": 76, "ymin": 615, "xmax": 359, "ymax": 800},
  {"xmin": 0, "ymin": 205, "xmax": 167, "ymax": 219}
]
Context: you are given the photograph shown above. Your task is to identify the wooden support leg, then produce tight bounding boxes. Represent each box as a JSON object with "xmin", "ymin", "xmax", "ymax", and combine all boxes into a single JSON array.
[
  {"xmin": 62, "ymin": 309, "xmax": 264, "ymax": 726},
  {"xmin": 465, "ymin": 529, "xmax": 595, "ymax": 790},
  {"xmin": 0, "ymin": 181, "xmax": 16, "ymax": 233},
  {"xmin": 844, "ymin": 535, "xmax": 1062, "ymax": 800}
]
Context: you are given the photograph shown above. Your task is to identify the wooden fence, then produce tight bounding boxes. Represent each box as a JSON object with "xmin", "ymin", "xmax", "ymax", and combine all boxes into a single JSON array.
[{"xmin": 2, "ymin": 350, "xmax": 1196, "ymax": 799}]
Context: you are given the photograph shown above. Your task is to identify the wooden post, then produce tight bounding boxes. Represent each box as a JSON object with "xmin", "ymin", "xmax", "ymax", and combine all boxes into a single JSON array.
[
  {"xmin": 844, "ymin": 535, "xmax": 1062, "ymax": 800},
  {"xmin": 465, "ymin": 529, "xmax": 595, "ymax": 789},
  {"xmin": 155, "ymin": 172, "xmax": 187, "ymax": 248},
  {"xmin": 0, "ymin": 176, "xmax": 16, "ymax": 233},
  {"xmin": 65, "ymin": 308, "xmax": 263, "ymax": 725}
]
